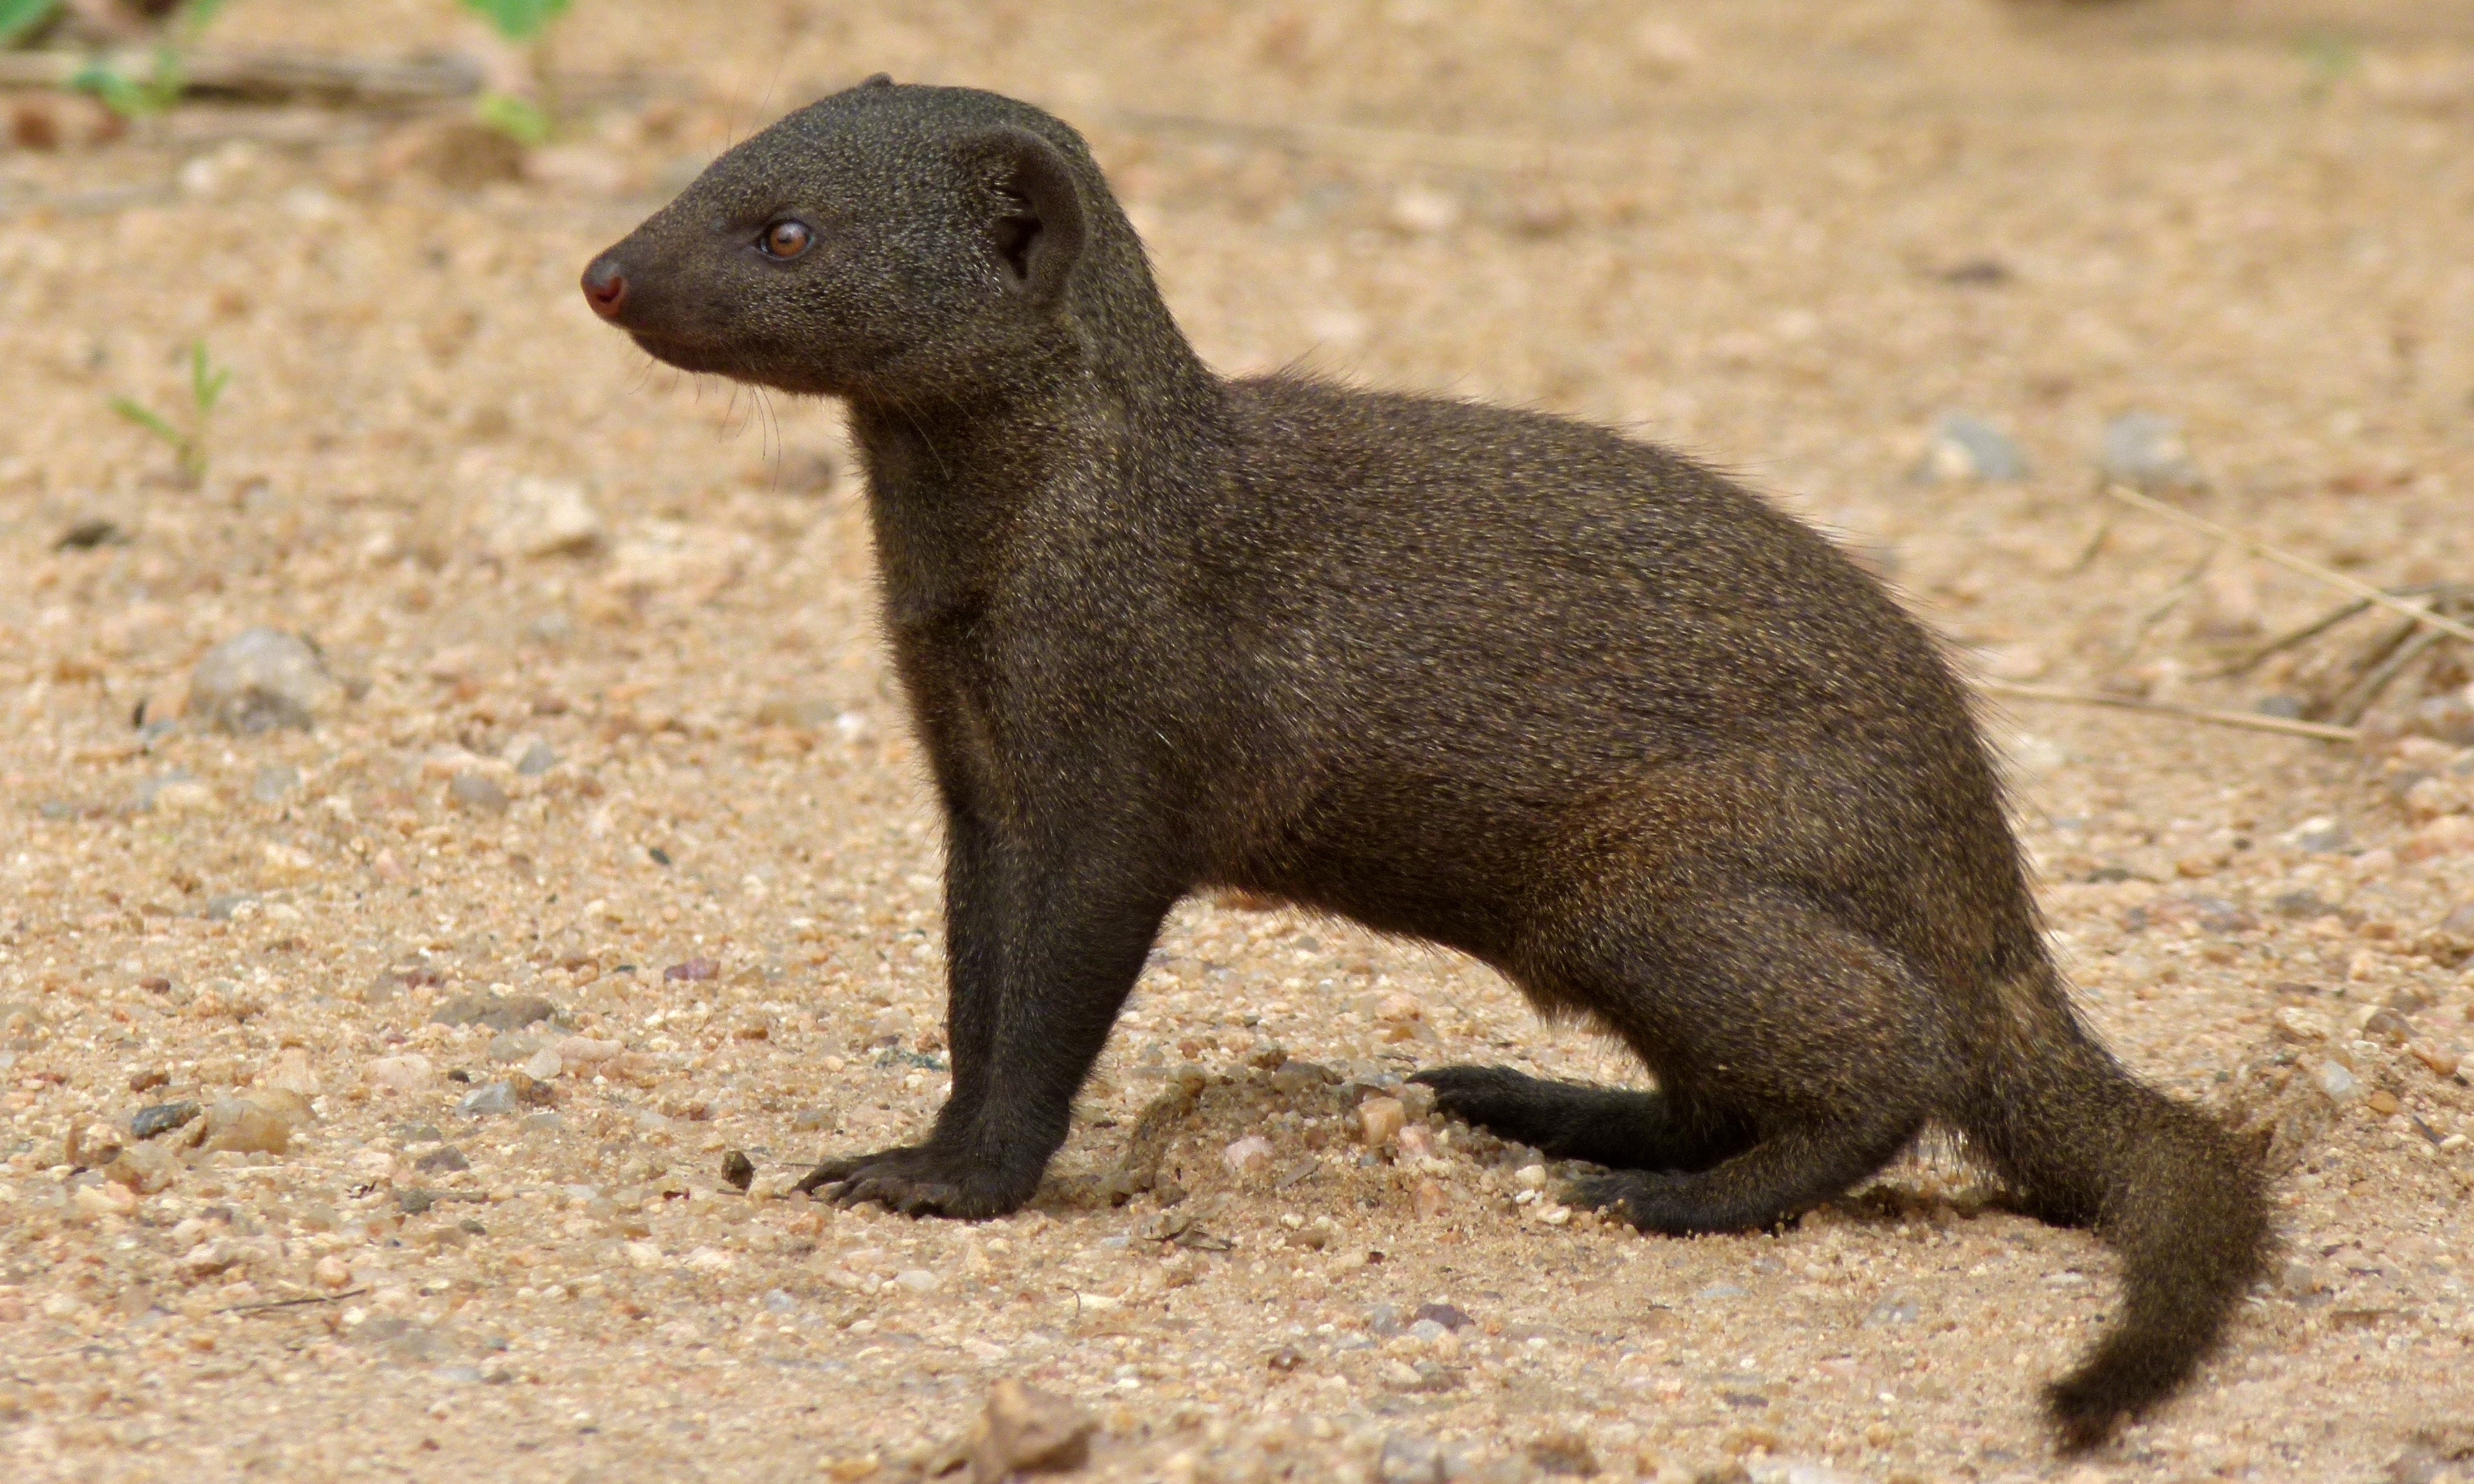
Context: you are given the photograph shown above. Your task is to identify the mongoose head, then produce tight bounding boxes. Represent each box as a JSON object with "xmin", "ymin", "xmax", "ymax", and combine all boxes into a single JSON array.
[{"xmin": 582, "ymin": 78, "xmax": 1102, "ymax": 404}]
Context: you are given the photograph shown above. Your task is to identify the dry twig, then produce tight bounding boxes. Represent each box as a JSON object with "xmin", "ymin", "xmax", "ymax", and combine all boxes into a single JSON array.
[
  {"xmin": 1976, "ymin": 680, "xmax": 2360, "ymax": 743},
  {"xmin": 0, "ymin": 48, "xmax": 480, "ymax": 104},
  {"xmin": 2105, "ymin": 483, "xmax": 2474, "ymax": 647}
]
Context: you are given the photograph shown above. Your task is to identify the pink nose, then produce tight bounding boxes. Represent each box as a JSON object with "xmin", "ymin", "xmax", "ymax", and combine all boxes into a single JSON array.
[{"xmin": 581, "ymin": 257, "xmax": 629, "ymax": 319}]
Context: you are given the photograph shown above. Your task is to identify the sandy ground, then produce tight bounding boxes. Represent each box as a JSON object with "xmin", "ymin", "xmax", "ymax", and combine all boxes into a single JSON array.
[{"xmin": 5, "ymin": 1, "xmax": 2474, "ymax": 1480}]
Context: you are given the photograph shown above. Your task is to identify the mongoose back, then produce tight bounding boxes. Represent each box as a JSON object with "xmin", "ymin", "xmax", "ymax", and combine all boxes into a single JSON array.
[{"xmin": 583, "ymin": 78, "xmax": 2268, "ymax": 1451}]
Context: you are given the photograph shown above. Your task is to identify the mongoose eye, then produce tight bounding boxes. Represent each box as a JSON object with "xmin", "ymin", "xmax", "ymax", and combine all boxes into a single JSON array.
[{"xmin": 759, "ymin": 221, "xmax": 813, "ymax": 259}]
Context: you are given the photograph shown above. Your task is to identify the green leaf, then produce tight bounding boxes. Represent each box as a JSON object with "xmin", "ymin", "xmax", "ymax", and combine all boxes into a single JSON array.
[
  {"xmin": 188, "ymin": 343, "xmax": 230, "ymax": 415},
  {"xmin": 476, "ymin": 91, "xmax": 550, "ymax": 147},
  {"xmin": 459, "ymin": 0, "xmax": 570, "ymax": 43},
  {"xmin": 109, "ymin": 397, "xmax": 184, "ymax": 448},
  {"xmin": 0, "ymin": 0, "xmax": 60, "ymax": 47}
]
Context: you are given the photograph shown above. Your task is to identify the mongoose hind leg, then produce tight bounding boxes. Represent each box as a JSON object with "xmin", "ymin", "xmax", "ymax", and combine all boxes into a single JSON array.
[
  {"xmin": 1538, "ymin": 886, "xmax": 1944, "ymax": 1233},
  {"xmin": 1410, "ymin": 1065, "xmax": 1754, "ymax": 1172}
]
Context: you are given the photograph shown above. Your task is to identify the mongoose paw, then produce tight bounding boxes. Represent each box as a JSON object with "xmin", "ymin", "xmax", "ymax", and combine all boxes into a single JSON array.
[
  {"xmin": 1567, "ymin": 1169, "xmax": 1691, "ymax": 1234},
  {"xmin": 794, "ymin": 1145, "xmax": 1030, "ymax": 1220},
  {"xmin": 1407, "ymin": 1064, "xmax": 1556, "ymax": 1137}
]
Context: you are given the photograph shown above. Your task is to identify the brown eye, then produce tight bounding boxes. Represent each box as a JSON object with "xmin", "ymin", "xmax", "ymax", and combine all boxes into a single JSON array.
[{"xmin": 760, "ymin": 221, "xmax": 812, "ymax": 259}]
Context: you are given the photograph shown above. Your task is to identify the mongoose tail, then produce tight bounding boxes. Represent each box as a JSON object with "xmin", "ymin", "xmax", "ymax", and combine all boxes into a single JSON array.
[{"xmin": 1967, "ymin": 970, "xmax": 2271, "ymax": 1452}]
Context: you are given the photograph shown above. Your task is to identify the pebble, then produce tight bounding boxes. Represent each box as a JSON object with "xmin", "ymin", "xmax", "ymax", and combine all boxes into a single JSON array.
[
  {"xmin": 483, "ymin": 476, "xmax": 605, "ymax": 559},
  {"xmin": 130, "ymin": 1101, "xmax": 201, "ymax": 1140},
  {"xmin": 447, "ymin": 771, "xmax": 509, "ymax": 814},
  {"xmin": 433, "ymin": 993, "xmax": 558, "ymax": 1032},
  {"xmin": 1223, "ymin": 1135, "xmax": 1274, "ymax": 1174},
  {"xmin": 552, "ymin": 1036, "xmax": 621, "ymax": 1067},
  {"xmin": 201, "ymin": 1099, "xmax": 292, "ymax": 1155},
  {"xmin": 313, "ymin": 1255, "xmax": 353, "ymax": 1289},
  {"xmin": 364, "ymin": 1054, "xmax": 437, "ymax": 1095},
  {"xmin": 187, "ymin": 628, "xmax": 341, "ymax": 734},
  {"xmin": 1411, "ymin": 1302, "xmax": 1474, "ymax": 1332},
  {"xmin": 487, "ymin": 1032, "xmax": 541, "ymax": 1063},
  {"xmin": 522, "ymin": 1047, "xmax": 563, "ymax": 1081},
  {"xmin": 721, "ymin": 1149, "xmax": 755, "ymax": 1191},
  {"xmin": 2098, "ymin": 411, "xmax": 2202, "ymax": 490},
  {"xmin": 967, "ymin": 1379, "xmax": 1093, "ymax": 1483},
  {"xmin": 2310, "ymin": 1059, "xmax": 2363, "ymax": 1105},
  {"xmin": 250, "ymin": 765, "xmax": 299, "ymax": 803},
  {"xmin": 414, "ymin": 1144, "xmax": 470, "ymax": 1174},
  {"xmin": 665, "ymin": 957, "xmax": 720, "ymax": 982},
  {"xmin": 458, "ymin": 1082, "xmax": 518, "ymax": 1118},
  {"xmin": 1359, "ymin": 1096, "xmax": 1407, "ymax": 1148},
  {"xmin": 1914, "ymin": 410, "xmax": 2026, "ymax": 483},
  {"xmin": 104, "ymin": 1143, "xmax": 178, "ymax": 1194},
  {"xmin": 894, "ymin": 1269, "xmax": 941, "ymax": 1294},
  {"xmin": 1411, "ymin": 1178, "xmax": 1449, "ymax": 1220},
  {"xmin": 508, "ymin": 737, "xmax": 557, "ymax": 776}
]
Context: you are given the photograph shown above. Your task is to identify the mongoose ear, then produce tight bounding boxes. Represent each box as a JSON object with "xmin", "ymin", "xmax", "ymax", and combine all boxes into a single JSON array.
[{"xmin": 966, "ymin": 127, "xmax": 1086, "ymax": 306}]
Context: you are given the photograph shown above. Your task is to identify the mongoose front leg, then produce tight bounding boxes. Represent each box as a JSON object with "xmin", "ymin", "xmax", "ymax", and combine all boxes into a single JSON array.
[{"xmin": 797, "ymin": 809, "xmax": 1172, "ymax": 1218}]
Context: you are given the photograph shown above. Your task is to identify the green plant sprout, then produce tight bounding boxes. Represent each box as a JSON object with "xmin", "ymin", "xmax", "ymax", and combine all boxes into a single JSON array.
[
  {"xmin": 2297, "ymin": 31, "xmax": 2363, "ymax": 103},
  {"xmin": 69, "ymin": 0, "xmax": 229, "ymax": 120},
  {"xmin": 461, "ymin": 0, "xmax": 570, "ymax": 144},
  {"xmin": 111, "ymin": 341, "xmax": 229, "ymax": 487}
]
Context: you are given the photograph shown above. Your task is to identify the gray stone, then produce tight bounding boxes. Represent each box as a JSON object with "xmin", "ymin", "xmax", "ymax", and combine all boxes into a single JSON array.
[
  {"xmin": 188, "ymin": 628, "xmax": 341, "ymax": 735},
  {"xmin": 1865, "ymin": 1293, "xmax": 1920, "ymax": 1325},
  {"xmin": 486, "ymin": 1032, "xmax": 542, "ymax": 1063},
  {"xmin": 414, "ymin": 1144, "xmax": 470, "ymax": 1173},
  {"xmin": 250, "ymin": 765, "xmax": 299, "ymax": 804},
  {"xmin": 131, "ymin": 1101, "xmax": 201, "ymax": 1140},
  {"xmin": 1411, "ymin": 1301, "xmax": 1474, "ymax": 1332},
  {"xmin": 447, "ymin": 771, "xmax": 508, "ymax": 814},
  {"xmin": 512, "ymin": 740, "xmax": 557, "ymax": 776},
  {"xmin": 518, "ymin": 1111, "xmax": 563, "ymax": 1134},
  {"xmin": 458, "ymin": 1081, "xmax": 518, "ymax": 1118},
  {"xmin": 1914, "ymin": 411, "xmax": 2026, "ymax": 483},
  {"xmin": 2098, "ymin": 411, "xmax": 2202, "ymax": 491},
  {"xmin": 130, "ymin": 771, "xmax": 195, "ymax": 812},
  {"xmin": 203, "ymin": 893, "xmax": 257, "ymax": 921}
]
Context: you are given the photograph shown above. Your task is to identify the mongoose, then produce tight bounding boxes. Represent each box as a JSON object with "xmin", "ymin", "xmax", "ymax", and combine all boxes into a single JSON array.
[{"xmin": 581, "ymin": 78, "xmax": 2268, "ymax": 1450}]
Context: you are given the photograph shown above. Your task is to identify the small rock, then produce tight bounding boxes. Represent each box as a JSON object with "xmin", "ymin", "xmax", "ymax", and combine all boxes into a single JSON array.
[
  {"xmin": 2286, "ymin": 817, "xmax": 2351, "ymax": 853},
  {"xmin": 2310, "ymin": 1059, "xmax": 2363, "ymax": 1105},
  {"xmin": 250, "ymin": 765, "xmax": 299, "ymax": 804},
  {"xmin": 664, "ymin": 957, "xmax": 719, "ymax": 982},
  {"xmin": 967, "ymin": 1378, "xmax": 1093, "ymax": 1483},
  {"xmin": 2365, "ymin": 1088, "xmax": 2403, "ymax": 1116},
  {"xmin": 2274, "ymin": 1006, "xmax": 2332, "ymax": 1044},
  {"xmin": 364, "ymin": 1054, "xmax": 437, "ymax": 1096},
  {"xmin": 188, "ymin": 628, "xmax": 342, "ymax": 735},
  {"xmin": 1359, "ymin": 1096, "xmax": 1407, "ymax": 1148},
  {"xmin": 1411, "ymin": 1177, "xmax": 1449, "ymax": 1220},
  {"xmin": 2098, "ymin": 411, "xmax": 2202, "ymax": 491},
  {"xmin": 721, "ymin": 1149, "xmax": 755, "ymax": 1191},
  {"xmin": 1914, "ymin": 411, "xmax": 2026, "ymax": 483},
  {"xmin": 507, "ymin": 737, "xmax": 557, "ymax": 776},
  {"xmin": 1223, "ymin": 1135, "xmax": 1274, "ymax": 1174},
  {"xmin": 1395, "ymin": 1124, "xmax": 1437, "ymax": 1161},
  {"xmin": 458, "ymin": 1082, "xmax": 518, "ymax": 1118},
  {"xmin": 261, "ymin": 1047, "xmax": 320, "ymax": 1098},
  {"xmin": 202, "ymin": 1099, "xmax": 292, "ymax": 1155},
  {"xmin": 104, "ymin": 1143, "xmax": 178, "ymax": 1194},
  {"xmin": 895, "ymin": 1268, "xmax": 941, "ymax": 1294},
  {"xmin": 483, "ymin": 476, "xmax": 605, "ymax": 560},
  {"xmin": 1411, "ymin": 1302, "xmax": 1474, "ymax": 1332},
  {"xmin": 552, "ymin": 1036, "xmax": 621, "ymax": 1067},
  {"xmin": 517, "ymin": 1111, "xmax": 563, "ymax": 1134},
  {"xmin": 487, "ymin": 1032, "xmax": 542, "ymax": 1064},
  {"xmin": 313, "ymin": 1255, "xmax": 353, "ymax": 1289},
  {"xmin": 57, "ymin": 517, "xmax": 123, "ymax": 550},
  {"xmin": 2409, "ymin": 1041, "xmax": 2462, "ymax": 1078},
  {"xmin": 522, "ymin": 1047, "xmax": 563, "ymax": 1081},
  {"xmin": 433, "ymin": 993, "xmax": 558, "ymax": 1032},
  {"xmin": 414, "ymin": 1144, "xmax": 470, "ymax": 1174},
  {"xmin": 1865, "ymin": 1294, "xmax": 1920, "ymax": 1325},
  {"xmin": 131, "ymin": 1101, "xmax": 202, "ymax": 1140},
  {"xmin": 447, "ymin": 771, "xmax": 509, "ymax": 814}
]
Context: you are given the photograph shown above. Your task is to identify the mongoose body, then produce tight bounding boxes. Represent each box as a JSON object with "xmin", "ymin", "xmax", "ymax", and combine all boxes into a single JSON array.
[{"xmin": 583, "ymin": 79, "xmax": 2268, "ymax": 1450}]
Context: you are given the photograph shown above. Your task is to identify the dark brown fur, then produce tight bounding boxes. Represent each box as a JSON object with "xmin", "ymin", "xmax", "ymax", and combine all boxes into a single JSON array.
[{"xmin": 583, "ymin": 79, "xmax": 2269, "ymax": 1451}]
